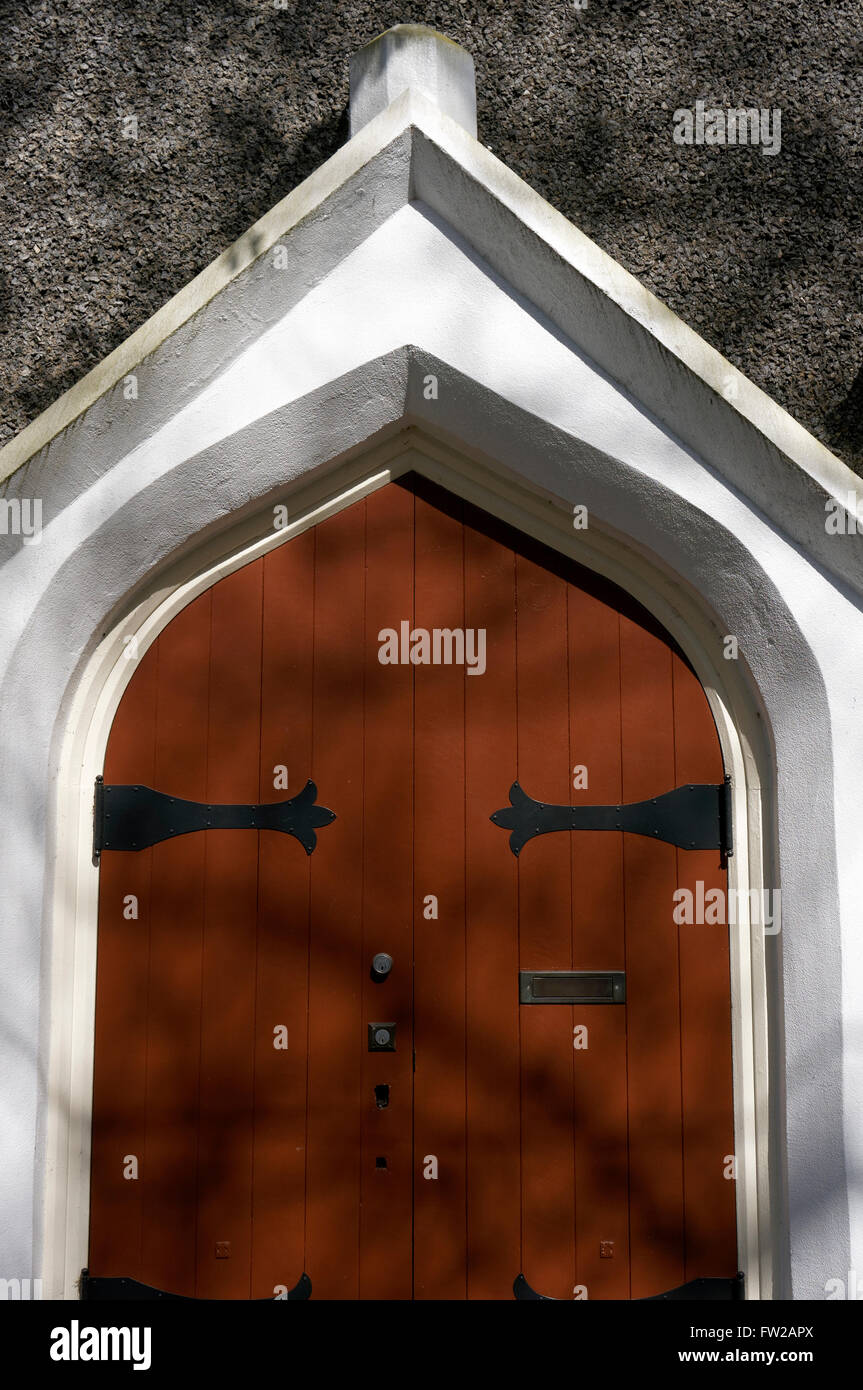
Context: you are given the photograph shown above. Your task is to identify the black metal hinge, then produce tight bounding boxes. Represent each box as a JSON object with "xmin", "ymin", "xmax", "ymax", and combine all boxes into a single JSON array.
[
  {"xmin": 514, "ymin": 1271, "xmax": 744, "ymax": 1301},
  {"xmin": 93, "ymin": 776, "xmax": 336, "ymax": 860},
  {"xmin": 80, "ymin": 1268, "xmax": 311, "ymax": 1300},
  {"xmin": 492, "ymin": 775, "xmax": 732, "ymax": 862}
]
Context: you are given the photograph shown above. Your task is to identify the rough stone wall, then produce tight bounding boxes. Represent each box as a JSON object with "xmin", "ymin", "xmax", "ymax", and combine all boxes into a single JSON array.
[{"xmin": 1, "ymin": 0, "xmax": 861, "ymax": 471}]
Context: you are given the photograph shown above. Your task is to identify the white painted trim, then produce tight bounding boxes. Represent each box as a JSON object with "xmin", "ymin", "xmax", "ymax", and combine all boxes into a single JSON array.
[{"xmin": 43, "ymin": 431, "xmax": 774, "ymax": 1299}]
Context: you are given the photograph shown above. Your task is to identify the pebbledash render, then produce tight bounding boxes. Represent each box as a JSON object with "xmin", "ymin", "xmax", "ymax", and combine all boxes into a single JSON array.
[{"xmin": 0, "ymin": 25, "xmax": 860, "ymax": 1301}]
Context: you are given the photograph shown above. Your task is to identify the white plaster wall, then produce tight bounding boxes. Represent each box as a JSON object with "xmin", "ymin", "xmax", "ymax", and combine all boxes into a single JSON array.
[{"xmin": 0, "ymin": 183, "xmax": 861, "ymax": 1298}]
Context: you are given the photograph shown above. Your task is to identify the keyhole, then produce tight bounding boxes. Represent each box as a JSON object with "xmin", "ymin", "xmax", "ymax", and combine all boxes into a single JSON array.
[{"xmin": 375, "ymin": 1084, "xmax": 390, "ymax": 1109}]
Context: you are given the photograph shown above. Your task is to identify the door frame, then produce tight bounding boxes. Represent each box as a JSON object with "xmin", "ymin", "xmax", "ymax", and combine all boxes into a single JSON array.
[{"xmin": 42, "ymin": 429, "xmax": 777, "ymax": 1299}]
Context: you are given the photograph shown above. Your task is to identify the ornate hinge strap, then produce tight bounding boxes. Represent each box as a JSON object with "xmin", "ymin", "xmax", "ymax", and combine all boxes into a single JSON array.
[
  {"xmin": 491, "ymin": 777, "xmax": 732, "ymax": 859},
  {"xmin": 94, "ymin": 777, "xmax": 336, "ymax": 858}
]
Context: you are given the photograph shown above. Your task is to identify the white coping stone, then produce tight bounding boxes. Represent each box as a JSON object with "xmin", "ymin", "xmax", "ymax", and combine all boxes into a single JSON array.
[{"xmin": 350, "ymin": 25, "xmax": 477, "ymax": 138}]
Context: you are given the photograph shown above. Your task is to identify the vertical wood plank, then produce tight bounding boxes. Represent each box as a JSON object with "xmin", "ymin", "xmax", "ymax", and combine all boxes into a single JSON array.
[
  {"xmin": 567, "ymin": 584, "xmax": 630, "ymax": 1299},
  {"xmin": 89, "ymin": 645, "xmax": 157, "ymax": 1281},
  {"xmin": 620, "ymin": 616, "xmax": 684, "ymax": 1299},
  {"xmin": 195, "ymin": 564, "xmax": 263, "ymax": 1297},
  {"xmin": 672, "ymin": 653, "xmax": 738, "ymax": 1281},
  {"xmin": 464, "ymin": 517, "xmax": 520, "ymax": 1299},
  {"xmin": 412, "ymin": 487, "xmax": 467, "ymax": 1299},
  {"xmin": 141, "ymin": 595, "xmax": 211, "ymax": 1295},
  {"xmin": 252, "ymin": 531, "xmax": 316, "ymax": 1297},
  {"xmin": 306, "ymin": 506, "xmax": 366, "ymax": 1298},
  {"xmin": 358, "ymin": 484, "xmax": 415, "ymax": 1299},
  {"xmin": 516, "ymin": 552, "xmax": 575, "ymax": 1300}
]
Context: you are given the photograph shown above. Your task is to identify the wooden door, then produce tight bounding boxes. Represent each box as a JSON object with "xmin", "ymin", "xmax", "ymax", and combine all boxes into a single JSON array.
[{"xmin": 88, "ymin": 475, "xmax": 737, "ymax": 1300}]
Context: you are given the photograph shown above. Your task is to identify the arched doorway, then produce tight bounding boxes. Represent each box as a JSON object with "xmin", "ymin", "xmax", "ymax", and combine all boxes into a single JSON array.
[{"xmin": 86, "ymin": 473, "xmax": 738, "ymax": 1300}]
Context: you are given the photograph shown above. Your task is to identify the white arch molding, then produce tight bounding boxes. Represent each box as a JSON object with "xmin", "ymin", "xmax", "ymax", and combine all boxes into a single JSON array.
[{"xmin": 43, "ymin": 428, "xmax": 777, "ymax": 1300}]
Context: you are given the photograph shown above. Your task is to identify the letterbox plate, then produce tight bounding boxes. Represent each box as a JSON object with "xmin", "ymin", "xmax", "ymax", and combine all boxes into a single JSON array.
[{"xmin": 519, "ymin": 971, "xmax": 626, "ymax": 1004}]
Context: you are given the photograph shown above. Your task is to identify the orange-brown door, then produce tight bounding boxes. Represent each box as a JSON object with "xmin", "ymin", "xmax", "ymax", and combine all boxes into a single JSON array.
[{"xmin": 88, "ymin": 475, "xmax": 737, "ymax": 1300}]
